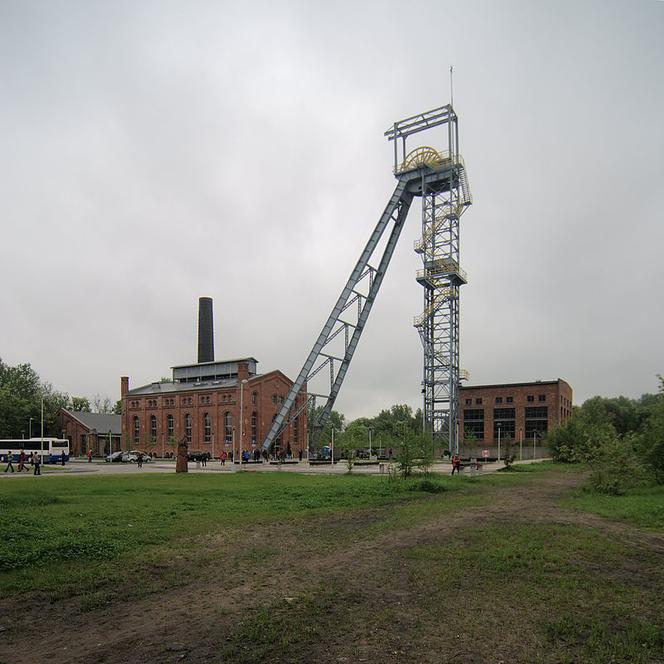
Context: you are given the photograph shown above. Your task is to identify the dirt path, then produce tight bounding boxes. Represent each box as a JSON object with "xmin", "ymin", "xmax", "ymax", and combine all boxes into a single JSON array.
[{"xmin": 1, "ymin": 471, "xmax": 662, "ymax": 664}]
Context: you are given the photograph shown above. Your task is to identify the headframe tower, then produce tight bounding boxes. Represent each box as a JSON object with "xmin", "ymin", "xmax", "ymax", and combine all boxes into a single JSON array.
[{"xmin": 263, "ymin": 104, "xmax": 472, "ymax": 455}]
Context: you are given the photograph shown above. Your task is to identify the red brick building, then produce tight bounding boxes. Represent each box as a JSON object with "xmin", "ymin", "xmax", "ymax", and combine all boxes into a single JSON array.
[
  {"xmin": 459, "ymin": 379, "xmax": 573, "ymax": 454},
  {"xmin": 121, "ymin": 358, "xmax": 307, "ymax": 458},
  {"xmin": 58, "ymin": 410, "xmax": 122, "ymax": 457}
]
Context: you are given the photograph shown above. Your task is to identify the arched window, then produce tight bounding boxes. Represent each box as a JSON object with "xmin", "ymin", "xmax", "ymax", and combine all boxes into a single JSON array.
[
  {"xmin": 293, "ymin": 416, "xmax": 300, "ymax": 444},
  {"xmin": 203, "ymin": 413, "xmax": 211, "ymax": 442},
  {"xmin": 133, "ymin": 416, "xmax": 140, "ymax": 444},
  {"xmin": 150, "ymin": 415, "xmax": 157, "ymax": 443},
  {"xmin": 167, "ymin": 414, "xmax": 174, "ymax": 438},
  {"xmin": 252, "ymin": 391, "xmax": 257, "ymax": 405},
  {"xmin": 184, "ymin": 413, "xmax": 192, "ymax": 442},
  {"xmin": 251, "ymin": 411, "xmax": 257, "ymax": 444},
  {"xmin": 224, "ymin": 412, "xmax": 233, "ymax": 443}
]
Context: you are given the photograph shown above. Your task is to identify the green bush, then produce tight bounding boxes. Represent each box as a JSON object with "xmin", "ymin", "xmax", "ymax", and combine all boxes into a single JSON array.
[
  {"xmin": 635, "ymin": 390, "xmax": 664, "ymax": 484},
  {"xmin": 548, "ymin": 415, "xmax": 616, "ymax": 464},
  {"xmin": 587, "ymin": 435, "xmax": 647, "ymax": 496}
]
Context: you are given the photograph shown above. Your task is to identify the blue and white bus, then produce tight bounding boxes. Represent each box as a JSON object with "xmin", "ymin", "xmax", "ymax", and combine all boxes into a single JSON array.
[{"xmin": 0, "ymin": 438, "xmax": 70, "ymax": 464}]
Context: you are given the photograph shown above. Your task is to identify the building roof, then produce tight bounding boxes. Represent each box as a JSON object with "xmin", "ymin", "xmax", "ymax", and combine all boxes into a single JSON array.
[
  {"xmin": 170, "ymin": 357, "xmax": 258, "ymax": 369},
  {"xmin": 460, "ymin": 379, "xmax": 566, "ymax": 391},
  {"xmin": 61, "ymin": 410, "xmax": 121, "ymax": 435},
  {"xmin": 126, "ymin": 375, "xmax": 264, "ymax": 396},
  {"xmin": 125, "ymin": 368, "xmax": 294, "ymax": 397}
]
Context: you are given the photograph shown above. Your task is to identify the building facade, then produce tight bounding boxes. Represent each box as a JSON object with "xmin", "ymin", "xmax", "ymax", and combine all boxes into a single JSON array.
[
  {"xmin": 121, "ymin": 358, "xmax": 307, "ymax": 458},
  {"xmin": 58, "ymin": 410, "xmax": 122, "ymax": 457},
  {"xmin": 459, "ymin": 379, "xmax": 573, "ymax": 454}
]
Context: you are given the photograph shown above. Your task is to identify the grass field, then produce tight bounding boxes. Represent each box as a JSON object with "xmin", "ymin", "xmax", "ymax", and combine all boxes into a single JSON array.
[{"xmin": 1, "ymin": 464, "xmax": 663, "ymax": 664}]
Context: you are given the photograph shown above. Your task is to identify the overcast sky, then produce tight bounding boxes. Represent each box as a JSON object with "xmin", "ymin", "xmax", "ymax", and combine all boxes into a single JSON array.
[{"xmin": 1, "ymin": 0, "xmax": 662, "ymax": 419}]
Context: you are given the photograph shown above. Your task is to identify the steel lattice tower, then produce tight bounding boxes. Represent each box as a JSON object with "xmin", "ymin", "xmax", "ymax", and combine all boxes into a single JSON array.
[
  {"xmin": 413, "ymin": 145, "xmax": 472, "ymax": 453},
  {"xmin": 262, "ymin": 105, "xmax": 471, "ymax": 454}
]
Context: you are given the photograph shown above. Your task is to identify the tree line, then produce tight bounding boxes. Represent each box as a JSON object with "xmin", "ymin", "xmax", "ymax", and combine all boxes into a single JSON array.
[
  {"xmin": 0, "ymin": 358, "xmax": 118, "ymax": 439},
  {"xmin": 548, "ymin": 376, "xmax": 664, "ymax": 493}
]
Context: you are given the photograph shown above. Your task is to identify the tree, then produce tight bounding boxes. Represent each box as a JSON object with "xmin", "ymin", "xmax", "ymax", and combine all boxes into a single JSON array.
[
  {"xmin": 635, "ymin": 376, "xmax": 664, "ymax": 483},
  {"xmin": 71, "ymin": 397, "xmax": 91, "ymax": 412},
  {"xmin": 113, "ymin": 399, "xmax": 122, "ymax": 415},
  {"xmin": 0, "ymin": 358, "xmax": 70, "ymax": 438},
  {"xmin": 92, "ymin": 394, "xmax": 113, "ymax": 414},
  {"xmin": 338, "ymin": 425, "xmax": 364, "ymax": 473}
]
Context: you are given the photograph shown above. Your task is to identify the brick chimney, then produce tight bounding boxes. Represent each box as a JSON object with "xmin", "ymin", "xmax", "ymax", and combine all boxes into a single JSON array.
[
  {"xmin": 121, "ymin": 376, "xmax": 129, "ymax": 398},
  {"xmin": 237, "ymin": 362, "xmax": 249, "ymax": 382}
]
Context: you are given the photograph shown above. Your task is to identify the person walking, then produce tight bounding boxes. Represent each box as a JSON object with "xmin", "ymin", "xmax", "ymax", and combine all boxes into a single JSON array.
[
  {"xmin": 201, "ymin": 453, "xmax": 207, "ymax": 468},
  {"xmin": 4, "ymin": 451, "xmax": 15, "ymax": 473},
  {"xmin": 220, "ymin": 450, "xmax": 227, "ymax": 466},
  {"xmin": 87, "ymin": 449, "xmax": 92, "ymax": 463},
  {"xmin": 61, "ymin": 450, "xmax": 66, "ymax": 466},
  {"xmin": 298, "ymin": 448, "xmax": 303, "ymax": 462},
  {"xmin": 137, "ymin": 452, "xmax": 143, "ymax": 469},
  {"xmin": 451, "ymin": 454, "xmax": 461, "ymax": 476},
  {"xmin": 32, "ymin": 452, "xmax": 41, "ymax": 476},
  {"xmin": 18, "ymin": 449, "xmax": 28, "ymax": 473}
]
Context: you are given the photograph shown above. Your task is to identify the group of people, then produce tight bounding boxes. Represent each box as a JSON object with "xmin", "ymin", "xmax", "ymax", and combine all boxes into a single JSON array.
[
  {"xmin": 217, "ymin": 445, "xmax": 303, "ymax": 466},
  {"xmin": 3, "ymin": 450, "xmax": 43, "ymax": 475}
]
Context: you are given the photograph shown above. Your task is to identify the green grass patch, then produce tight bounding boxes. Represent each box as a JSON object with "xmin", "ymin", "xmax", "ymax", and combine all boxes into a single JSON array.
[
  {"xmin": 404, "ymin": 522, "xmax": 664, "ymax": 663},
  {"xmin": 0, "ymin": 471, "xmax": 472, "ymax": 598},
  {"xmin": 564, "ymin": 483, "xmax": 664, "ymax": 530}
]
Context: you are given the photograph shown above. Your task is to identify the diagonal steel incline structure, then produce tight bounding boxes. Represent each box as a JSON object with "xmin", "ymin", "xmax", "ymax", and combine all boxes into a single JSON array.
[{"xmin": 263, "ymin": 104, "xmax": 472, "ymax": 454}]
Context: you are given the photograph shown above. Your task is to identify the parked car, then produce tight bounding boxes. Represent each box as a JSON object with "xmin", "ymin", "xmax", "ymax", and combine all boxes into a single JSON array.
[
  {"xmin": 105, "ymin": 451, "xmax": 124, "ymax": 463},
  {"xmin": 187, "ymin": 451, "xmax": 209, "ymax": 462},
  {"xmin": 122, "ymin": 450, "xmax": 153, "ymax": 463}
]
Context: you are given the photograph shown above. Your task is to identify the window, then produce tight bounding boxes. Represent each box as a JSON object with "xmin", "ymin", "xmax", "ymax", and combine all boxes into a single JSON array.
[
  {"xmin": 475, "ymin": 398, "xmax": 482, "ymax": 405},
  {"xmin": 150, "ymin": 415, "xmax": 157, "ymax": 443},
  {"xmin": 493, "ymin": 408, "xmax": 515, "ymax": 441},
  {"xmin": 463, "ymin": 409, "xmax": 484, "ymax": 441},
  {"xmin": 525, "ymin": 406, "xmax": 548, "ymax": 437},
  {"xmin": 506, "ymin": 396, "xmax": 513, "ymax": 403},
  {"xmin": 527, "ymin": 395, "xmax": 535, "ymax": 402},
  {"xmin": 203, "ymin": 413, "xmax": 211, "ymax": 442},
  {"xmin": 184, "ymin": 414, "xmax": 192, "ymax": 442},
  {"xmin": 224, "ymin": 412, "xmax": 233, "ymax": 444},
  {"xmin": 272, "ymin": 394, "xmax": 277, "ymax": 404},
  {"xmin": 294, "ymin": 416, "xmax": 300, "ymax": 444},
  {"xmin": 465, "ymin": 398, "xmax": 472, "ymax": 405},
  {"xmin": 525, "ymin": 420, "xmax": 548, "ymax": 438},
  {"xmin": 252, "ymin": 391, "xmax": 257, "ymax": 405},
  {"xmin": 251, "ymin": 412, "xmax": 257, "ymax": 444},
  {"xmin": 133, "ymin": 416, "xmax": 140, "ymax": 444},
  {"xmin": 167, "ymin": 414, "xmax": 174, "ymax": 438},
  {"xmin": 495, "ymin": 397, "xmax": 503, "ymax": 404},
  {"xmin": 538, "ymin": 394, "xmax": 546, "ymax": 402}
]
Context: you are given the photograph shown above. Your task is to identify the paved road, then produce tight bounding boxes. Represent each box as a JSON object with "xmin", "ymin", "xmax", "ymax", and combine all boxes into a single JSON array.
[{"xmin": 1, "ymin": 456, "xmax": 550, "ymax": 479}]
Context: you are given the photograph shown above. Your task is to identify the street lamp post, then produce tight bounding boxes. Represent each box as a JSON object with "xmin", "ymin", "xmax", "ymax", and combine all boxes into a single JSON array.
[
  {"xmin": 29, "ymin": 417, "xmax": 33, "ymax": 439},
  {"xmin": 238, "ymin": 379, "xmax": 248, "ymax": 465},
  {"xmin": 331, "ymin": 427, "xmax": 335, "ymax": 465},
  {"xmin": 497, "ymin": 423, "xmax": 502, "ymax": 464},
  {"xmin": 368, "ymin": 427, "xmax": 373, "ymax": 459},
  {"xmin": 533, "ymin": 430, "xmax": 538, "ymax": 460}
]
